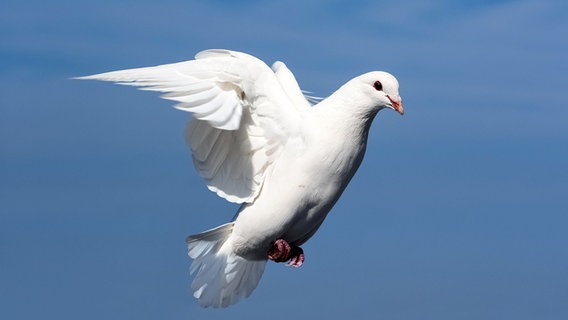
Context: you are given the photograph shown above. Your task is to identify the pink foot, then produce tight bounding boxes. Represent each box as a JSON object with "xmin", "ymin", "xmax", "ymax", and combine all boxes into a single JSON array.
[
  {"xmin": 268, "ymin": 239, "xmax": 291, "ymax": 262},
  {"xmin": 287, "ymin": 246, "xmax": 304, "ymax": 268},
  {"xmin": 267, "ymin": 239, "xmax": 305, "ymax": 267}
]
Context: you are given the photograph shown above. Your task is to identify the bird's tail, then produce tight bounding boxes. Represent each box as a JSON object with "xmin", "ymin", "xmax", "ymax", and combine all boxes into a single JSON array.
[{"xmin": 186, "ymin": 222, "xmax": 266, "ymax": 308}]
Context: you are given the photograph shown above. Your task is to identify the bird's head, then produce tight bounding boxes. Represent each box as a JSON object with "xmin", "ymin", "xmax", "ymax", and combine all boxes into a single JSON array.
[{"xmin": 351, "ymin": 71, "xmax": 404, "ymax": 116}]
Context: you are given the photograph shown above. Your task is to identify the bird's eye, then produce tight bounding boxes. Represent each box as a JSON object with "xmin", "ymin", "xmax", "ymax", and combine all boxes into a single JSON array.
[{"xmin": 373, "ymin": 81, "xmax": 383, "ymax": 91}]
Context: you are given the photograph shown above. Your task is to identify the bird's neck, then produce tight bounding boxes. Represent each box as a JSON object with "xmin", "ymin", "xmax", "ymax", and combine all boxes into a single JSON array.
[{"xmin": 314, "ymin": 88, "xmax": 379, "ymax": 138}]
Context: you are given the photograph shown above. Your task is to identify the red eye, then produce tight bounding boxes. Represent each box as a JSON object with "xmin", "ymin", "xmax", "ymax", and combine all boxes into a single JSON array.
[{"xmin": 373, "ymin": 81, "xmax": 383, "ymax": 91}]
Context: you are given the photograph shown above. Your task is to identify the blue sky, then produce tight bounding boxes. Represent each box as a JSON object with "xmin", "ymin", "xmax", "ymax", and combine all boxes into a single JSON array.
[{"xmin": 1, "ymin": 0, "xmax": 567, "ymax": 319}]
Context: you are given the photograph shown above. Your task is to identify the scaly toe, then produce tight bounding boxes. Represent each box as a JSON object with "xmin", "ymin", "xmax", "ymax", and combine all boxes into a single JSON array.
[{"xmin": 287, "ymin": 246, "xmax": 305, "ymax": 268}]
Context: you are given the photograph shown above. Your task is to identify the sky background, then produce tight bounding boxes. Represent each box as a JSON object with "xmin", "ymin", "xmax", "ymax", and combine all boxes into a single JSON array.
[{"xmin": 1, "ymin": 0, "xmax": 567, "ymax": 319}]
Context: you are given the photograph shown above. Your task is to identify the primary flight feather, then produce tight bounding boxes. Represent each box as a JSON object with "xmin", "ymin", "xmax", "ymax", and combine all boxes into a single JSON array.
[{"xmin": 77, "ymin": 49, "xmax": 404, "ymax": 308}]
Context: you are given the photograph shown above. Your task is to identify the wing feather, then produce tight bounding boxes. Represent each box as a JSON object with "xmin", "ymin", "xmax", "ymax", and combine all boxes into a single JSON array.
[{"xmin": 77, "ymin": 49, "xmax": 310, "ymax": 203}]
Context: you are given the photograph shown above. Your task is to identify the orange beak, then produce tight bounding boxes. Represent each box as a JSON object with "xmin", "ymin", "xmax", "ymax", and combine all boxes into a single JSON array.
[{"xmin": 387, "ymin": 95, "xmax": 404, "ymax": 115}]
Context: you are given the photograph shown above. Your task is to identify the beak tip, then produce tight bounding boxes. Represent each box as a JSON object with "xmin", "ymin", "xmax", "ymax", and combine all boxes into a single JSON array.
[
  {"xmin": 387, "ymin": 95, "xmax": 404, "ymax": 116},
  {"xmin": 396, "ymin": 105, "xmax": 404, "ymax": 116}
]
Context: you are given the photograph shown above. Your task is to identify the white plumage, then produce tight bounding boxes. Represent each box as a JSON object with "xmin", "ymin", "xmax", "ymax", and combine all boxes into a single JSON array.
[{"xmin": 78, "ymin": 49, "xmax": 403, "ymax": 308}]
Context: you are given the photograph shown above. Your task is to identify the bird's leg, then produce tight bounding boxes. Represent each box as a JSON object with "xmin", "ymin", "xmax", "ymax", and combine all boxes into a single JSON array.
[{"xmin": 267, "ymin": 239, "xmax": 305, "ymax": 268}]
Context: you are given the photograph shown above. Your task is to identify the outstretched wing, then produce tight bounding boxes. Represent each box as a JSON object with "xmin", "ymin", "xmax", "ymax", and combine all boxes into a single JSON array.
[{"xmin": 78, "ymin": 49, "xmax": 309, "ymax": 203}]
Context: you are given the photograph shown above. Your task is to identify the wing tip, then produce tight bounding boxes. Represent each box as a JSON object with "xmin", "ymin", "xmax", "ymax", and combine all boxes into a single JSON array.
[
  {"xmin": 71, "ymin": 71, "xmax": 128, "ymax": 82},
  {"xmin": 72, "ymin": 74, "xmax": 97, "ymax": 81}
]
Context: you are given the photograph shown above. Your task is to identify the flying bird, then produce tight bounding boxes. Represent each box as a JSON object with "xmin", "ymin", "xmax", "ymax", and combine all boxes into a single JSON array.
[{"xmin": 77, "ymin": 49, "xmax": 404, "ymax": 308}]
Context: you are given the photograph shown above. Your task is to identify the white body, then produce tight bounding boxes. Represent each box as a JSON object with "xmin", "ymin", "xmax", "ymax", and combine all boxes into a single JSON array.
[
  {"xmin": 231, "ymin": 98, "xmax": 371, "ymax": 259},
  {"xmin": 78, "ymin": 49, "xmax": 403, "ymax": 308}
]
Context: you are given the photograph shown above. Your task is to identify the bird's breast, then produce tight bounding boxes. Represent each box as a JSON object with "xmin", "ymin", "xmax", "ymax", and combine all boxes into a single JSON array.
[{"xmin": 231, "ymin": 131, "xmax": 368, "ymax": 257}]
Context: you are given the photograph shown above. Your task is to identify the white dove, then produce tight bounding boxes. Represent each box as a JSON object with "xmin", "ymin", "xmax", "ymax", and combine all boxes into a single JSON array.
[{"xmin": 77, "ymin": 49, "xmax": 404, "ymax": 308}]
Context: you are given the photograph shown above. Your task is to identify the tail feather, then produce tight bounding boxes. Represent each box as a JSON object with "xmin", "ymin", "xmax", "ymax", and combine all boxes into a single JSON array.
[{"xmin": 187, "ymin": 222, "xmax": 266, "ymax": 308}]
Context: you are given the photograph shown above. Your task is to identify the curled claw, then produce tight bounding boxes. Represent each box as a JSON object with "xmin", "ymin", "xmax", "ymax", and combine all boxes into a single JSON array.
[
  {"xmin": 287, "ymin": 246, "xmax": 304, "ymax": 268},
  {"xmin": 267, "ymin": 239, "xmax": 305, "ymax": 267},
  {"xmin": 268, "ymin": 239, "xmax": 292, "ymax": 262}
]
